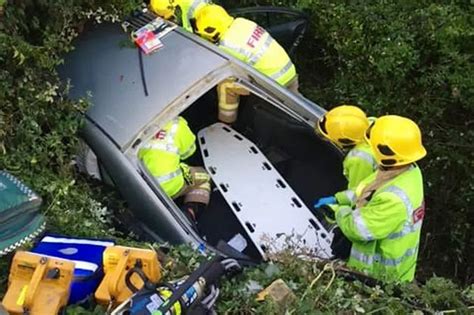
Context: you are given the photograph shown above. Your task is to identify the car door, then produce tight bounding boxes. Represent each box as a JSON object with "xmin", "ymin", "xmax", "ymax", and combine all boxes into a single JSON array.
[{"xmin": 228, "ymin": 6, "xmax": 309, "ymax": 57}]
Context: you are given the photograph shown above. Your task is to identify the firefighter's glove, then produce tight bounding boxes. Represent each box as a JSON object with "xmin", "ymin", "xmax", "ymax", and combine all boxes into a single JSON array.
[
  {"xmin": 180, "ymin": 163, "xmax": 193, "ymax": 185},
  {"xmin": 319, "ymin": 205, "xmax": 336, "ymax": 224},
  {"xmin": 314, "ymin": 196, "xmax": 336, "ymax": 208}
]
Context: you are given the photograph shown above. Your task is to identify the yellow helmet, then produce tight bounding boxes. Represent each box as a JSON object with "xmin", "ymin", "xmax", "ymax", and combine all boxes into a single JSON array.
[
  {"xmin": 317, "ymin": 105, "xmax": 370, "ymax": 148},
  {"xmin": 195, "ymin": 4, "xmax": 234, "ymax": 42},
  {"xmin": 366, "ymin": 115, "xmax": 427, "ymax": 167},
  {"xmin": 150, "ymin": 0, "xmax": 176, "ymax": 19}
]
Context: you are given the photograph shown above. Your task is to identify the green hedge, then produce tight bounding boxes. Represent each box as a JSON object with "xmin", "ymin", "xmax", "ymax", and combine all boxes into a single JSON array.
[{"xmin": 223, "ymin": 0, "xmax": 474, "ymax": 284}]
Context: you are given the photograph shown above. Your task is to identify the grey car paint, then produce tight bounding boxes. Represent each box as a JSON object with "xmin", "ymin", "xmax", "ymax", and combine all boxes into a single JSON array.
[
  {"xmin": 60, "ymin": 21, "xmax": 324, "ymax": 151},
  {"xmin": 60, "ymin": 23, "xmax": 228, "ymax": 149}
]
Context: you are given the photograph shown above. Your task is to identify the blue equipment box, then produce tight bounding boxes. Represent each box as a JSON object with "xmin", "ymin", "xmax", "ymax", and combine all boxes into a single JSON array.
[{"xmin": 31, "ymin": 234, "xmax": 114, "ymax": 304}]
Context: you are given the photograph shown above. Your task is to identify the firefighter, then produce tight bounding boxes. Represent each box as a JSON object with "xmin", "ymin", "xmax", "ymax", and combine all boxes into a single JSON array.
[
  {"xmin": 331, "ymin": 115, "xmax": 427, "ymax": 282},
  {"xmin": 138, "ymin": 116, "xmax": 211, "ymax": 222},
  {"xmin": 314, "ymin": 105, "xmax": 377, "ymax": 208},
  {"xmin": 150, "ymin": 0, "xmax": 211, "ymax": 33},
  {"xmin": 194, "ymin": 4, "xmax": 299, "ymax": 123}
]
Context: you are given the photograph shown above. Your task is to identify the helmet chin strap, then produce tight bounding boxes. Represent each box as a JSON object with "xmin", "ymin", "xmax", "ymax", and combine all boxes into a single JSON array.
[
  {"xmin": 341, "ymin": 144, "xmax": 356, "ymax": 151},
  {"xmin": 380, "ymin": 163, "xmax": 412, "ymax": 171},
  {"xmin": 173, "ymin": 5, "xmax": 182, "ymax": 23}
]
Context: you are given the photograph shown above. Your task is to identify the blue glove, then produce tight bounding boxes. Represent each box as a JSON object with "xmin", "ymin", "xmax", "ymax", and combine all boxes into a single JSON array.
[{"xmin": 314, "ymin": 196, "xmax": 337, "ymax": 208}]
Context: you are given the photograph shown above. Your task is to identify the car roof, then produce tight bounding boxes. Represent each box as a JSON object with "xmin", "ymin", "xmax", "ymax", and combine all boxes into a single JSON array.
[{"xmin": 59, "ymin": 22, "xmax": 228, "ymax": 148}]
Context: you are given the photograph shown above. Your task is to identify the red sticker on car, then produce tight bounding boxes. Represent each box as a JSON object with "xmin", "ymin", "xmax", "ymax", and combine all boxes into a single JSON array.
[{"xmin": 135, "ymin": 29, "xmax": 163, "ymax": 54}]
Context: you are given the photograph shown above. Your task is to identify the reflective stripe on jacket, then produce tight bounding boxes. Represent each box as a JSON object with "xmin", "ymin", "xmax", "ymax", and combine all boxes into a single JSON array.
[
  {"xmin": 334, "ymin": 165, "xmax": 425, "ymax": 282},
  {"xmin": 335, "ymin": 142, "xmax": 377, "ymax": 205},
  {"xmin": 218, "ymin": 18, "xmax": 297, "ymax": 86},
  {"xmin": 178, "ymin": 0, "xmax": 210, "ymax": 32},
  {"xmin": 138, "ymin": 116, "xmax": 196, "ymax": 197}
]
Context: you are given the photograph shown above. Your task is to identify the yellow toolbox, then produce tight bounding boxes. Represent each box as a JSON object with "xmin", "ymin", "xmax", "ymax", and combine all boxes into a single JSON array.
[
  {"xmin": 2, "ymin": 251, "xmax": 75, "ymax": 315},
  {"xmin": 95, "ymin": 246, "xmax": 161, "ymax": 307}
]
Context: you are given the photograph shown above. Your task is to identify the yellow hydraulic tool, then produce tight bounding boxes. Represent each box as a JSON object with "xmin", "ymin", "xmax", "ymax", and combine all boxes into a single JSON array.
[
  {"xmin": 95, "ymin": 246, "xmax": 161, "ymax": 308},
  {"xmin": 2, "ymin": 251, "xmax": 75, "ymax": 315}
]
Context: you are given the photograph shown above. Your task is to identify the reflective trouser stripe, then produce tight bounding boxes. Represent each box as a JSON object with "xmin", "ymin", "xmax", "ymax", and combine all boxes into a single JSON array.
[
  {"xmin": 182, "ymin": 167, "xmax": 211, "ymax": 204},
  {"xmin": 194, "ymin": 173, "xmax": 210, "ymax": 182},
  {"xmin": 347, "ymin": 149, "xmax": 377, "ymax": 170},
  {"xmin": 248, "ymin": 34, "xmax": 273, "ymax": 66},
  {"xmin": 351, "ymin": 246, "xmax": 418, "ymax": 267},
  {"xmin": 199, "ymin": 182, "xmax": 211, "ymax": 191},
  {"xmin": 184, "ymin": 188, "xmax": 210, "ymax": 205},
  {"xmin": 217, "ymin": 80, "xmax": 249, "ymax": 123},
  {"xmin": 155, "ymin": 169, "xmax": 182, "ymax": 184},
  {"xmin": 219, "ymin": 103, "xmax": 239, "ymax": 111},
  {"xmin": 270, "ymin": 60, "xmax": 294, "ymax": 81}
]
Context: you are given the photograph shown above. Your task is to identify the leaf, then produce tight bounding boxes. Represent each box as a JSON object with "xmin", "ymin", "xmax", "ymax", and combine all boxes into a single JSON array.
[
  {"xmin": 264, "ymin": 263, "xmax": 281, "ymax": 278},
  {"xmin": 245, "ymin": 280, "xmax": 264, "ymax": 294},
  {"xmin": 355, "ymin": 305, "xmax": 366, "ymax": 313}
]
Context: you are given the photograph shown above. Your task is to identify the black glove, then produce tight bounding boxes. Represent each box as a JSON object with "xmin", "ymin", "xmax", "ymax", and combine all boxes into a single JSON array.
[{"xmin": 331, "ymin": 227, "xmax": 352, "ymax": 260}]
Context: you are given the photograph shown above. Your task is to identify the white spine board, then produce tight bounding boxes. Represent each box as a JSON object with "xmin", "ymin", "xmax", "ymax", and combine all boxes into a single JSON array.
[{"xmin": 198, "ymin": 123, "xmax": 333, "ymax": 259}]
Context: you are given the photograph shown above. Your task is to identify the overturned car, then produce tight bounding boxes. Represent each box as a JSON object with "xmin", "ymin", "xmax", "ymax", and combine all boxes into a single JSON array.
[{"xmin": 62, "ymin": 8, "xmax": 346, "ymax": 261}]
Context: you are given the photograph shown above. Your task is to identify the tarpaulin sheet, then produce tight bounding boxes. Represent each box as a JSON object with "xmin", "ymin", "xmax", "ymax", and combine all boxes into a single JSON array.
[{"xmin": 0, "ymin": 171, "xmax": 45, "ymax": 255}]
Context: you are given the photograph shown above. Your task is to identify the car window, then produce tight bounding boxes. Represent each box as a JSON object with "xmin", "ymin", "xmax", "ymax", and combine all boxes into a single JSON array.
[
  {"xmin": 229, "ymin": 7, "xmax": 309, "ymax": 55},
  {"xmin": 234, "ymin": 12, "xmax": 271, "ymax": 28},
  {"xmin": 269, "ymin": 12, "xmax": 304, "ymax": 27},
  {"xmin": 233, "ymin": 11, "xmax": 303, "ymax": 28}
]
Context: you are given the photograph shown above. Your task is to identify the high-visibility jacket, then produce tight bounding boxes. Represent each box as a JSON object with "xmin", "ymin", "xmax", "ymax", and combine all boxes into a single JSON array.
[
  {"xmin": 176, "ymin": 0, "xmax": 210, "ymax": 32},
  {"xmin": 335, "ymin": 142, "xmax": 377, "ymax": 205},
  {"xmin": 138, "ymin": 117, "xmax": 196, "ymax": 197},
  {"xmin": 218, "ymin": 18, "xmax": 297, "ymax": 86},
  {"xmin": 334, "ymin": 165, "xmax": 425, "ymax": 282}
]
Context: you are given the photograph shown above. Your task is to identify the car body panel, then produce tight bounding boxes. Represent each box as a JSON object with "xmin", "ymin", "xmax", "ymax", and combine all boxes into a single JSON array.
[
  {"xmin": 59, "ymin": 22, "xmax": 228, "ymax": 149},
  {"xmin": 63, "ymin": 10, "xmax": 338, "ymax": 253},
  {"xmin": 61, "ymin": 19, "xmax": 324, "ymax": 152}
]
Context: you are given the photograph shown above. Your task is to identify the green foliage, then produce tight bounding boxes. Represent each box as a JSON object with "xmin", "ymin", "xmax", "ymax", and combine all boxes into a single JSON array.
[
  {"xmin": 296, "ymin": 1, "xmax": 474, "ymax": 284},
  {"xmin": 0, "ymin": 0, "xmax": 147, "ymax": 244},
  {"xmin": 61, "ymin": 246, "xmax": 474, "ymax": 313},
  {"xmin": 0, "ymin": 0, "xmax": 141, "ymax": 299},
  {"xmin": 217, "ymin": 259, "xmax": 473, "ymax": 314},
  {"xmin": 223, "ymin": 0, "xmax": 474, "ymax": 284}
]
